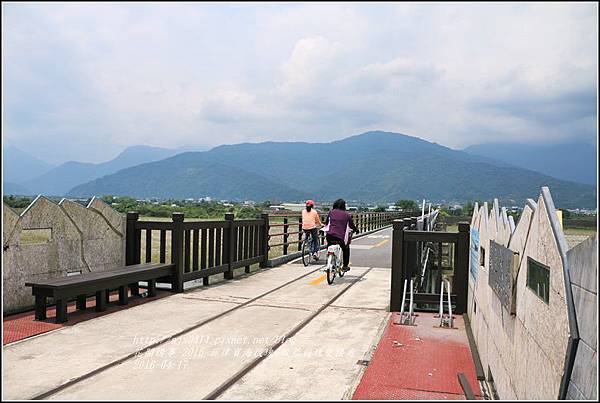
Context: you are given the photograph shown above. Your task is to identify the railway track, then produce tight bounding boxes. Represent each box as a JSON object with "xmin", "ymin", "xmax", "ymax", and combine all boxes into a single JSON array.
[{"xmin": 33, "ymin": 259, "xmax": 373, "ymax": 400}]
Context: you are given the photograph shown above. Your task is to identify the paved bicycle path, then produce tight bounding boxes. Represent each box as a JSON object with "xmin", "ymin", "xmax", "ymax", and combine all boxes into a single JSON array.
[
  {"xmin": 290, "ymin": 226, "xmax": 393, "ymax": 270},
  {"xmin": 3, "ymin": 227, "xmax": 394, "ymax": 400}
]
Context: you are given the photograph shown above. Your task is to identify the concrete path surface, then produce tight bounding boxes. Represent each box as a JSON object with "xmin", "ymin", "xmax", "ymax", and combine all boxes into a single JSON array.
[{"xmin": 2, "ymin": 227, "xmax": 394, "ymax": 400}]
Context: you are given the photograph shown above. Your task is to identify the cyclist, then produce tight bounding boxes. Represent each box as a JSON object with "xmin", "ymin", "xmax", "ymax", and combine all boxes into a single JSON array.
[
  {"xmin": 302, "ymin": 200, "xmax": 322, "ymax": 260},
  {"xmin": 324, "ymin": 198, "xmax": 359, "ymax": 272}
]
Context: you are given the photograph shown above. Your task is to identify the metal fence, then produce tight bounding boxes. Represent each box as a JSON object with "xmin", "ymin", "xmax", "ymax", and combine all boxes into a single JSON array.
[{"xmin": 390, "ymin": 216, "xmax": 470, "ymax": 314}]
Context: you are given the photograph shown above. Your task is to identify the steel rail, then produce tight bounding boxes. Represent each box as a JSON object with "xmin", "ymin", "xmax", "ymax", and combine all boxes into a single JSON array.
[
  {"xmin": 32, "ymin": 264, "xmax": 327, "ymax": 400},
  {"xmin": 203, "ymin": 267, "xmax": 374, "ymax": 400}
]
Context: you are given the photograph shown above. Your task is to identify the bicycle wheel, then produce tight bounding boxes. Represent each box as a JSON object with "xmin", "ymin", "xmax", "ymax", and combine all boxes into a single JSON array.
[
  {"xmin": 327, "ymin": 255, "xmax": 336, "ymax": 284},
  {"xmin": 301, "ymin": 237, "xmax": 310, "ymax": 267}
]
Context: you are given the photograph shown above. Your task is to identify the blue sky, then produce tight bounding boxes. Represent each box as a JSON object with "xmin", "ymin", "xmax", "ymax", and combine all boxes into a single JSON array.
[{"xmin": 2, "ymin": 2, "xmax": 598, "ymax": 164}]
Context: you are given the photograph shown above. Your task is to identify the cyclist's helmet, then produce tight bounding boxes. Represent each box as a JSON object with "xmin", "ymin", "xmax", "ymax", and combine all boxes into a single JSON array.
[{"xmin": 305, "ymin": 200, "xmax": 315, "ymax": 207}]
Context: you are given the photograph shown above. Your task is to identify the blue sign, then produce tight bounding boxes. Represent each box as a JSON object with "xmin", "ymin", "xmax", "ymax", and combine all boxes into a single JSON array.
[{"xmin": 470, "ymin": 228, "xmax": 480, "ymax": 280}]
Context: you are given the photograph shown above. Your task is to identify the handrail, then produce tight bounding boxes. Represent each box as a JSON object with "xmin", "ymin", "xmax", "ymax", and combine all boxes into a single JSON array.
[
  {"xmin": 447, "ymin": 280, "xmax": 453, "ymax": 328},
  {"xmin": 398, "ymin": 279, "xmax": 408, "ymax": 324},
  {"xmin": 126, "ymin": 212, "xmax": 270, "ymax": 291},
  {"xmin": 409, "ymin": 279, "xmax": 414, "ymax": 325},
  {"xmin": 396, "ymin": 278, "xmax": 415, "ymax": 326},
  {"xmin": 267, "ymin": 210, "xmax": 418, "ymax": 260}
]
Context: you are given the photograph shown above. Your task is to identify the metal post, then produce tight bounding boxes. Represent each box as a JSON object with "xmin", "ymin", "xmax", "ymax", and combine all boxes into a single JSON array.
[
  {"xmin": 409, "ymin": 279, "xmax": 414, "ymax": 325},
  {"xmin": 437, "ymin": 242, "xmax": 443, "ymax": 294},
  {"xmin": 405, "ymin": 217, "xmax": 417, "ymax": 278},
  {"xmin": 439, "ymin": 281, "xmax": 444, "ymax": 325},
  {"xmin": 447, "ymin": 279, "xmax": 453, "ymax": 327},
  {"xmin": 427, "ymin": 203, "xmax": 432, "ymax": 230},
  {"xmin": 397, "ymin": 279, "xmax": 407, "ymax": 324},
  {"xmin": 171, "ymin": 212, "xmax": 185, "ymax": 292}
]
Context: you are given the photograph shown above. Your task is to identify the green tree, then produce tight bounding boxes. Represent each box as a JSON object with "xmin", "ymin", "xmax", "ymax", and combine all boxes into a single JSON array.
[
  {"xmin": 395, "ymin": 199, "xmax": 418, "ymax": 211},
  {"xmin": 451, "ymin": 206, "xmax": 464, "ymax": 216},
  {"xmin": 3, "ymin": 195, "xmax": 34, "ymax": 209},
  {"xmin": 464, "ymin": 201, "xmax": 474, "ymax": 216}
]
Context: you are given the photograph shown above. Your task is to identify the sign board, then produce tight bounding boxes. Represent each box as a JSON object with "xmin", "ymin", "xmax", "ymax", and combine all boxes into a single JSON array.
[
  {"xmin": 488, "ymin": 240, "xmax": 517, "ymax": 311},
  {"xmin": 469, "ymin": 228, "xmax": 480, "ymax": 281}
]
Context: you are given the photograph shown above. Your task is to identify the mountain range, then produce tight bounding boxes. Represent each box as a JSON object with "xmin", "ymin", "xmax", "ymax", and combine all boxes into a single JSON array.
[
  {"xmin": 463, "ymin": 141, "xmax": 597, "ymax": 185},
  {"xmin": 65, "ymin": 131, "xmax": 596, "ymax": 209},
  {"xmin": 4, "ymin": 146, "xmax": 55, "ymax": 183},
  {"xmin": 5, "ymin": 145, "xmax": 198, "ymax": 196}
]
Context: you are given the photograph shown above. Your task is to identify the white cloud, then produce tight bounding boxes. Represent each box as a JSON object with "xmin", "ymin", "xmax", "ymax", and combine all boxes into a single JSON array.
[{"xmin": 2, "ymin": 2, "xmax": 597, "ymax": 163}]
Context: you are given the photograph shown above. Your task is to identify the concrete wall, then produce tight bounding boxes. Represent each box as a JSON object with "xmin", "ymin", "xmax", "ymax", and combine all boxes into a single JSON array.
[
  {"xmin": 467, "ymin": 187, "xmax": 594, "ymax": 400},
  {"xmin": 2, "ymin": 196, "xmax": 125, "ymax": 314},
  {"xmin": 566, "ymin": 234, "xmax": 598, "ymax": 400}
]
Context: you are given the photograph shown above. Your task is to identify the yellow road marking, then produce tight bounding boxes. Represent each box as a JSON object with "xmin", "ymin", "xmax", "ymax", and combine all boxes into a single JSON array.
[
  {"xmin": 374, "ymin": 239, "xmax": 390, "ymax": 248},
  {"xmin": 309, "ymin": 274, "xmax": 327, "ymax": 285}
]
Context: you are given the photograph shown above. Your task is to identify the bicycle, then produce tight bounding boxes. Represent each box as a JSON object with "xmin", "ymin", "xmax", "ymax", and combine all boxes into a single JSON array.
[
  {"xmin": 301, "ymin": 230, "xmax": 321, "ymax": 267},
  {"xmin": 324, "ymin": 230, "xmax": 354, "ymax": 284}
]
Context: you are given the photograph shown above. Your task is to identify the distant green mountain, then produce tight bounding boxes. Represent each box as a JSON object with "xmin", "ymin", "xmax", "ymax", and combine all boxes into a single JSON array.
[
  {"xmin": 22, "ymin": 145, "xmax": 192, "ymax": 196},
  {"xmin": 68, "ymin": 158, "xmax": 305, "ymax": 202},
  {"xmin": 68, "ymin": 131, "xmax": 597, "ymax": 209},
  {"xmin": 464, "ymin": 141, "xmax": 597, "ymax": 185}
]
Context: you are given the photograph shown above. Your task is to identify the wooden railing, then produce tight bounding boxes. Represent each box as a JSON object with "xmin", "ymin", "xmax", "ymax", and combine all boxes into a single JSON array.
[
  {"xmin": 124, "ymin": 209, "xmax": 429, "ymax": 290},
  {"xmin": 125, "ymin": 212, "xmax": 269, "ymax": 291}
]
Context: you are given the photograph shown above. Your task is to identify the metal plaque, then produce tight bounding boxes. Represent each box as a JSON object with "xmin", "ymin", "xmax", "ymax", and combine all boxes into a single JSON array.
[
  {"xmin": 488, "ymin": 240, "xmax": 516, "ymax": 310},
  {"xmin": 470, "ymin": 228, "xmax": 480, "ymax": 281}
]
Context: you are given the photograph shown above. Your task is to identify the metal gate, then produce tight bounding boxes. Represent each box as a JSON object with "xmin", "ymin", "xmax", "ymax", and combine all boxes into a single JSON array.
[{"xmin": 390, "ymin": 219, "xmax": 470, "ymax": 314}]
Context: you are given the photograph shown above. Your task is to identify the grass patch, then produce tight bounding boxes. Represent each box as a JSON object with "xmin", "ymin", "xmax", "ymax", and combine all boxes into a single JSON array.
[{"xmin": 563, "ymin": 227, "xmax": 597, "ymax": 236}]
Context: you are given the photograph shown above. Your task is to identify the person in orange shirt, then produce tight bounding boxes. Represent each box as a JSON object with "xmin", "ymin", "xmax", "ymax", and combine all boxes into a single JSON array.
[{"xmin": 302, "ymin": 200, "xmax": 322, "ymax": 260}]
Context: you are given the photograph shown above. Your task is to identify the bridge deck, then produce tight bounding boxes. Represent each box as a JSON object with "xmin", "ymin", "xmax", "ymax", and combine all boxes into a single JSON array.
[
  {"xmin": 352, "ymin": 312, "xmax": 483, "ymax": 400},
  {"xmin": 3, "ymin": 227, "xmax": 481, "ymax": 400}
]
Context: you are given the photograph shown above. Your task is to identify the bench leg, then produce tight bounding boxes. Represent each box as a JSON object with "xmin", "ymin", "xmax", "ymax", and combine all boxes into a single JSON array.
[
  {"xmin": 129, "ymin": 283, "xmax": 140, "ymax": 296},
  {"xmin": 96, "ymin": 290, "xmax": 107, "ymax": 312},
  {"xmin": 55, "ymin": 299, "xmax": 68, "ymax": 323},
  {"xmin": 76, "ymin": 295, "xmax": 87, "ymax": 310},
  {"xmin": 118, "ymin": 286, "xmax": 128, "ymax": 305},
  {"xmin": 35, "ymin": 295, "xmax": 47, "ymax": 321},
  {"xmin": 245, "ymin": 265, "xmax": 251, "ymax": 274},
  {"xmin": 203, "ymin": 277, "xmax": 209, "ymax": 286},
  {"xmin": 147, "ymin": 279, "xmax": 157, "ymax": 297},
  {"xmin": 106, "ymin": 289, "xmax": 111, "ymax": 304}
]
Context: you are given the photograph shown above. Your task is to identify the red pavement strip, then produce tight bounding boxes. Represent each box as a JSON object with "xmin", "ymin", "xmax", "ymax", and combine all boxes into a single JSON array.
[
  {"xmin": 352, "ymin": 312, "xmax": 482, "ymax": 400},
  {"xmin": 3, "ymin": 288, "xmax": 170, "ymax": 345}
]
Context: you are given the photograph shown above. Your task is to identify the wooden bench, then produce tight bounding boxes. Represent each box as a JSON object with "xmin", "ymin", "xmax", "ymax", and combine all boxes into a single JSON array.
[{"xmin": 25, "ymin": 263, "xmax": 175, "ymax": 323}]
